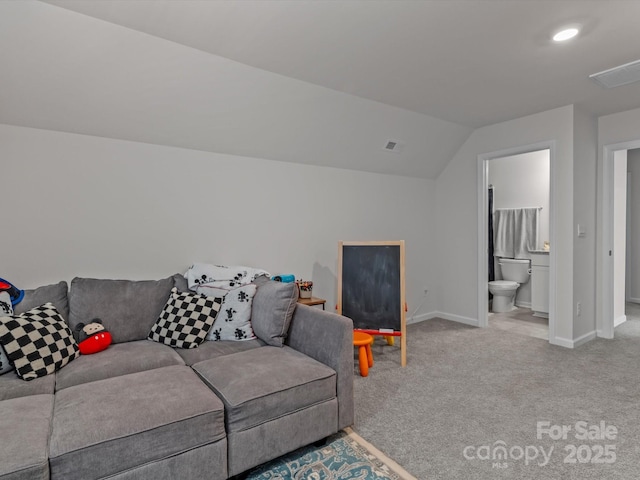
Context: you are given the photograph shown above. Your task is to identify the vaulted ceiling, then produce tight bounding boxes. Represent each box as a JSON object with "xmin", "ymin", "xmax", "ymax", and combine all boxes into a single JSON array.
[{"xmin": 2, "ymin": 1, "xmax": 640, "ymax": 178}]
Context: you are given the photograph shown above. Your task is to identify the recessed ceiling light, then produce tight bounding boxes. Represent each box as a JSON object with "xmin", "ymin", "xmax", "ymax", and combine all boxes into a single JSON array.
[{"xmin": 553, "ymin": 27, "xmax": 580, "ymax": 42}]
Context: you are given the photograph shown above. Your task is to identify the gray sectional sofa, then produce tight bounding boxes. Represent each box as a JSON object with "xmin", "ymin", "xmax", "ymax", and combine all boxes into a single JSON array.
[{"xmin": 0, "ymin": 274, "xmax": 354, "ymax": 480}]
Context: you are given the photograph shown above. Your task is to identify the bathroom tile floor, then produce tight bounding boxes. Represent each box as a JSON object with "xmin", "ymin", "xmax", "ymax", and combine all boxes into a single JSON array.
[
  {"xmin": 488, "ymin": 307, "xmax": 549, "ymax": 340},
  {"xmin": 490, "ymin": 303, "xmax": 639, "ymax": 342}
]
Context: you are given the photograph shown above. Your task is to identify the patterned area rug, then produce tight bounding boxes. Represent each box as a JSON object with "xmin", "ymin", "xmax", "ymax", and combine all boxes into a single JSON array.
[{"xmin": 245, "ymin": 428, "xmax": 416, "ymax": 480}]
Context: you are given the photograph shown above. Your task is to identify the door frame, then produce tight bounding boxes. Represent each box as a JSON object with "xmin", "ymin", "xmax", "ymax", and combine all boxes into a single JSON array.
[
  {"xmin": 477, "ymin": 140, "xmax": 557, "ymax": 344},
  {"xmin": 598, "ymin": 140, "xmax": 640, "ymax": 338}
]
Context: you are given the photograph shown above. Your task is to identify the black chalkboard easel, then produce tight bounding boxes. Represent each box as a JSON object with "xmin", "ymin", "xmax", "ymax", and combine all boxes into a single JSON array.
[{"xmin": 338, "ymin": 241, "xmax": 406, "ymax": 366}]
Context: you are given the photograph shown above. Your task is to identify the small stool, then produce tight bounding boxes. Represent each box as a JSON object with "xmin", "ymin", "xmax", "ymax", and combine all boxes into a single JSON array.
[{"xmin": 353, "ymin": 331, "xmax": 374, "ymax": 377}]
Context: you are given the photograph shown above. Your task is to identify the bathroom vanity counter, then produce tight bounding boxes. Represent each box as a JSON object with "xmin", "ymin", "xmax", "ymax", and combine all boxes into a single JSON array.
[{"xmin": 530, "ymin": 252, "xmax": 549, "ymax": 316}]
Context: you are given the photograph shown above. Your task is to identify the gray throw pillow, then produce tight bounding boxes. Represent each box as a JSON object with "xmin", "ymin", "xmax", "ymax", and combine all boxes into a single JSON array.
[
  {"xmin": 13, "ymin": 281, "xmax": 69, "ymax": 320},
  {"xmin": 172, "ymin": 273, "xmax": 189, "ymax": 292},
  {"xmin": 251, "ymin": 280, "xmax": 298, "ymax": 347}
]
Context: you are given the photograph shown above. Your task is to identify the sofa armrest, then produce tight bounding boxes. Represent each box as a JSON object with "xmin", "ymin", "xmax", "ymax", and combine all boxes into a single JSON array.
[{"xmin": 286, "ymin": 304, "xmax": 354, "ymax": 429}]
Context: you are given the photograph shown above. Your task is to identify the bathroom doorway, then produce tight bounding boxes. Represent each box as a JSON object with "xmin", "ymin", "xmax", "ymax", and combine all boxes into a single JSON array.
[
  {"xmin": 477, "ymin": 141, "xmax": 557, "ymax": 344},
  {"xmin": 487, "ymin": 150, "xmax": 550, "ymax": 339}
]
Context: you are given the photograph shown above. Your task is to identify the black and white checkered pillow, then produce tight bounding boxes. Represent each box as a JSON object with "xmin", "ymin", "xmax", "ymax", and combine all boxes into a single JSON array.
[
  {"xmin": 0, "ymin": 302, "xmax": 79, "ymax": 381},
  {"xmin": 148, "ymin": 288, "xmax": 223, "ymax": 349}
]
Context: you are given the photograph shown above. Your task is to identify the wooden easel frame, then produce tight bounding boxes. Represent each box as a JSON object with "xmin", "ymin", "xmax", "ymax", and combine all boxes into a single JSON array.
[{"xmin": 337, "ymin": 240, "xmax": 407, "ymax": 367}]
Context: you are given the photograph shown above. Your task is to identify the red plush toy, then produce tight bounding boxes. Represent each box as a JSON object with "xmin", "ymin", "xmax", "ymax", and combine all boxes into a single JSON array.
[{"xmin": 75, "ymin": 319, "xmax": 112, "ymax": 355}]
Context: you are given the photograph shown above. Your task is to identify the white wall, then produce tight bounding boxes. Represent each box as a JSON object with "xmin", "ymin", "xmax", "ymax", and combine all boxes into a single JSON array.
[
  {"xmin": 0, "ymin": 1, "xmax": 472, "ymax": 180},
  {"xmin": 435, "ymin": 105, "xmax": 575, "ymax": 344},
  {"xmin": 572, "ymin": 107, "xmax": 598, "ymax": 341},
  {"xmin": 1, "ymin": 124, "xmax": 436, "ymax": 319},
  {"xmin": 598, "ymin": 108, "xmax": 640, "ymax": 146},
  {"xmin": 488, "ymin": 150, "xmax": 550, "ymax": 246},
  {"xmin": 627, "ymin": 149, "xmax": 640, "ymax": 302},
  {"xmin": 488, "ymin": 150, "xmax": 550, "ymax": 307}
]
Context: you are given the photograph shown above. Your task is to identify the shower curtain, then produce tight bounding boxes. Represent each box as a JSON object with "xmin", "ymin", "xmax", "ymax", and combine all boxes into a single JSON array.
[{"xmin": 488, "ymin": 186, "xmax": 495, "ymax": 282}]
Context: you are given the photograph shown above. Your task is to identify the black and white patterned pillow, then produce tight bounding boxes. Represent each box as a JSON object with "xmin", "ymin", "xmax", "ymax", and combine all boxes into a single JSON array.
[
  {"xmin": 0, "ymin": 302, "xmax": 79, "ymax": 381},
  {"xmin": 206, "ymin": 284, "xmax": 257, "ymax": 342},
  {"xmin": 0, "ymin": 292, "xmax": 15, "ymax": 375},
  {"xmin": 148, "ymin": 288, "xmax": 223, "ymax": 349}
]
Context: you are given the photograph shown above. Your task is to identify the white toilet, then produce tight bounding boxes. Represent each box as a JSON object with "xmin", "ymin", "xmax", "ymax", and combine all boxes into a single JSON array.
[{"xmin": 489, "ymin": 258, "xmax": 531, "ymax": 313}]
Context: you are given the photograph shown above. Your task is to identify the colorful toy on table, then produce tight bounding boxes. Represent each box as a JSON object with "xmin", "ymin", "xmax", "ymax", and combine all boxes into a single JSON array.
[
  {"xmin": 296, "ymin": 280, "xmax": 313, "ymax": 299},
  {"xmin": 0, "ymin": 278, "xmax": 24, "ymax": 306},
  {"xmin": 74, "ymin": 318, "xmax": 112, "ymax": 355}
]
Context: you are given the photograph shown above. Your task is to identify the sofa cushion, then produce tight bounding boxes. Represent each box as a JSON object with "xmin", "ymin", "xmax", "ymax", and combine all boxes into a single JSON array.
[
  {"xmin": 0, "ymin": 303, "xmax": 79, "ymax": 381},
  {"xmin": 94, "ymin": 442, "xmax": 228, "ymax": 480},
  {"xmin": 13, "ymin": 281, "xmax": 69, "ymax": 321},
  {"xmin": 251, "ymin": 280, "xmax": 298, "ymax": 347},
  {"xmin": 0, "ymin": 394, "xmax": 54, "ymax": 480},
  {"xmin": 49, "ymin": 366, "xmax": 226, "ymax": 480},
  {"xmin": 0, "ymin": 370, "xmax": 55, "ymax": 401},
  {"xmin": 149, "ymin": 288, "xmax": 223, "ymax": 349},
  {"xmin": 68, "ymin": 277, "xmax": 174, "ymax": 344},
  {"xmin": 176, "ymin": 338, "xmax": 263, "ymax": 366},
  {"xmin": 55, "ymin": 339, "xmax": 185, "ymax": 390},
  {"xmin": 193, "ymin": 346, "xmax": 336, "ymax": 432}
]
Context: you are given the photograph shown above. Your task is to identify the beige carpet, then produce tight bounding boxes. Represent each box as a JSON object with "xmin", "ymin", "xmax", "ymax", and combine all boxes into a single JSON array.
[{"xmin": 353, "ymin": 316, "xmax": 640, "ymax": 479}]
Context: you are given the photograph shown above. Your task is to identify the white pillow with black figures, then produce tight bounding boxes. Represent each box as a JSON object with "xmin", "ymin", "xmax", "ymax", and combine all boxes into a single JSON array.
[
  {"xmin": 0, "ymin": 291, "xmax": 15, "ymax": 375},
  {"xmin": 207, "ymin": 284, "xmax": 257, "ymax": 341}
]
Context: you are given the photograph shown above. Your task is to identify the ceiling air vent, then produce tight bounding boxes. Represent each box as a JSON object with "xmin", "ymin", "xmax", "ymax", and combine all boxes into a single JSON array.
[
  {"xmin": 589, "ymin": 59, "xmax": 640, "ymax": 89},
  {"xmin": 383, "ymin": 139, "xmax": 403, "ymax": 153}
]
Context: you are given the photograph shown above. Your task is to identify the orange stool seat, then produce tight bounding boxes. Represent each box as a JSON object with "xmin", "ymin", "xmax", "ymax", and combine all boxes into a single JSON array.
[{"xmin": 353, "ymin": 331, "xmax": 374, "ymax": 377}]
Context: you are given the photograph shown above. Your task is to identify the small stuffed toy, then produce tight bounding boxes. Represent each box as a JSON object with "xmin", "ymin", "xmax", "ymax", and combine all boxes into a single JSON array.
[{"xmin": 75, "ymin": 318, "xmax": 112, "ymax": 355}]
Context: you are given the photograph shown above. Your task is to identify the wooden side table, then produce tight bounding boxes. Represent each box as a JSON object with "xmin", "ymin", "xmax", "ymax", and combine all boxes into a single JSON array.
[{"xmin": 297, "ymin": 296, "xmax": 326, "ymax": 310}]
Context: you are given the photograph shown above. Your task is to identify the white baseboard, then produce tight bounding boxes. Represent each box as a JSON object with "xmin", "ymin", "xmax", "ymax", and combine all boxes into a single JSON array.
[
  {"xmin": 573, "ymin": 330, "xmax": 597, "ymax": 347},
  {"xmin": 421, "ymin": 311, "xmax": 479, "ymax": 327},
  {"xmin": 406, "ymin": 313, "xmax": 431, "ymax": 325},
  {"xmin": 628, "ymin": 298, "xmax": 640, "ymax": 304},
  {"xmin": 515, "ymin": 301, "xmax": 531, "ymax": 309},
  {"xmin": 614, "ymin": 315, "xmax": 627, "ymax": 327},
  {"xmin": 596, "ymin": 329, "xmax": 614, "ymax": 339},
  {"xmin": 550, "ymin": 330, "xmax": 597, "ymax": 349}
]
